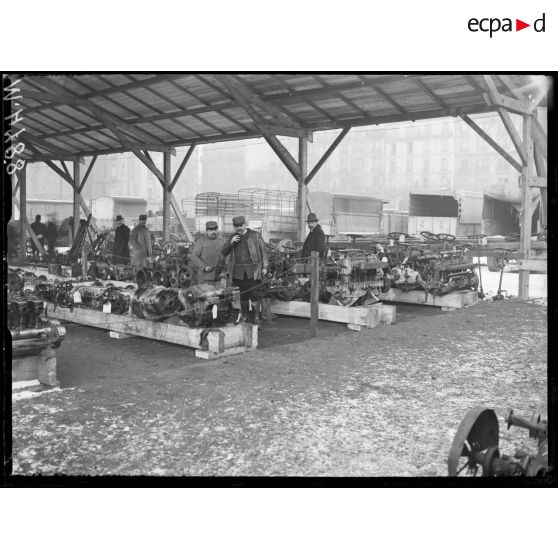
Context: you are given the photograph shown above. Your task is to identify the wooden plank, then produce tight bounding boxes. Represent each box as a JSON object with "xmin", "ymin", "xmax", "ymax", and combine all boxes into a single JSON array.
[
  {"xmin": 44, "ymin": 303, "xmax": 255, "ymax": 355},
  {"xmin": 169, "ymin": 144, "xmax": 196, "ymax": 192},
  {"xmin": 298, "ymin": 139, "xmax": 309, "ymax": 242},
  {"xmin": 270, "ymin": 300, "xmax": 379, "ymax": 328},
  {"xmin": 528, "ymin": 177, "xmax": 547, "ymax": 188},
  {"xmin": 170, "ymin": 193, "xmax": 195, "ymax": 242},
  {"xmin": 496, "ymin": 107, "xmax": 527, "ymax": 165},
  {"xmin": 516, "ymin": 260, "xmax": 547, "ymax": 273},
  {"xmin": 195, "ymin": 345, "xmax": 248, "ymax": 359},
  {"xmin": 378, "ymin": 288, "xmax": 478, "ymax": 309},
  {"xmin": 258, "ymin": 123, "xmax": 313, "ymax": 141}
]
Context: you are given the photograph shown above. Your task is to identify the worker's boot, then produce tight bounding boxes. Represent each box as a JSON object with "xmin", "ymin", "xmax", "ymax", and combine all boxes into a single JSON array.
[
  {"xmin": 236, "ymin": 301, "xmax": 249, "ymax": 324},
  {"xmin": 260, "ymin": 297, "xmax": 276, "ymax": 323}
]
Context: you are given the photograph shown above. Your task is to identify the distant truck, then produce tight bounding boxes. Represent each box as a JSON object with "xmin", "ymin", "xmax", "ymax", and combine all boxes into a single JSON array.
[
  {"xmin": 406, "ymin": 189, "xmax": 540, "ymax": 238},
  {"xmin": 89, "ymin": 196, "xmax": 148, "ymax": 230},
  {"xmin": 194, "ymin": 189, "xmax": 389, "ymax": 242}
]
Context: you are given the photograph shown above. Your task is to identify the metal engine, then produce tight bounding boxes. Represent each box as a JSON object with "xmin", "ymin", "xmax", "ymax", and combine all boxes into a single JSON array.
[
  {"xmin": 137, "ymin": 240, "xmax": 196, "ymax": 288},
  {"xmin": 448, "ymin": 407, "xmax": 548, "ymax": 477},
  {"xmin": 381, "ymin": 232, "xmax": 479, "ymax": 296},
  {"xmin": 177, "ymin": 283, "xmax": 240, "ymax": 327},
  {"xmin": 8, "ymin": 270, "xmax": 66, "ymax": 358},
  {"xmin": 131, "ymin": 283, "xmax": 240, "ymax": 327},
  {"xmin": 74, "ymin": 283, "xmax": 131, "ymax": 314}
]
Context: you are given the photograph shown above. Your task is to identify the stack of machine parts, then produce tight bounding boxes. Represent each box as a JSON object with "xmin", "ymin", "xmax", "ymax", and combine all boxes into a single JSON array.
[
  {"xmin": 8, "ymin": 269, "xmax": 66, "ymax": 358},
  {"xmin": 378, "ymin": 231, "xmax": 479, "ymax": 297},
  {"xmin": 131, "ymin": 282, "xmax": 240, "ymax": 327},
  {"xmin": 448, "ymin": 407, "xmax": 548, "ymax": 477},
  {"xmin": 136, "ymin": 240, "xmax": 196, "ymax": 289},
  {"xmin": 264, "ymin": 242, "xmax": 391, "ymax": 306},
  {"xmin": 73, "ymin": 283, "xmax": 132, "ymax": 314}
]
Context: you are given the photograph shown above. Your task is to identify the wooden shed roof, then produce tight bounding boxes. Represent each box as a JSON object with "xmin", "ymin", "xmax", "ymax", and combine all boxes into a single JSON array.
[{"xmin": 13, "ymin": 73, "xmax": 548, "ymax": 160}]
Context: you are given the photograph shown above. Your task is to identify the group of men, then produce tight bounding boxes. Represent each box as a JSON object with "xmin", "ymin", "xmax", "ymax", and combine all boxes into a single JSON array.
[{"xmin": 109, "ymin": 211, "xmax": 327, "ymax": 326}]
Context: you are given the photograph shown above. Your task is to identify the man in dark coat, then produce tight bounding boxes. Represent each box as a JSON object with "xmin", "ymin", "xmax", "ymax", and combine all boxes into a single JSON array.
[
  {"xmin": 112, "ymin": 214, "xmax": 131, "ymax": 264},
  {"xmin": 30, "ymin": 214, "xmax": 47, "ymax": 258},
  {"xmin": 222, "ymin": 215, "xmax": 268, "ymax": 326},
  {"xmin": 45, "ymin": 216, "xmax": 58, "ymax": 255},
  {"xmin": 301, "ymin": 212, "xmax": 328, "ymax": 259}
]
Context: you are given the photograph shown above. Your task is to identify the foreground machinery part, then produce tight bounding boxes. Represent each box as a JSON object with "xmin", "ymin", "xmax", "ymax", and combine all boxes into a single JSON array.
[
  {"xmin": 492, "ymin": 248, "xmax": 517, "ymax": 300},
  {"xmin": 73, "ymin": 284, "xmax": 131, "ymax": 314},
  {"xmin": 136, "ymin": 268, "xmax": 152, "ymax": 287},
  {"xmin": 177, "ymin": 283, "xmax": 241, "ymax": 327},
  {"xmin": 381, "ymin": 235, "xmax": 478, "ymax": 297},
  {"xmin": 448, "ymin": 407, "xmax": 548, "ymax": 477},
  {"xmin": 177, "ymin": 266, "xmax": 195, "ymax": 288},
  {"xmin": 131, "ymin": 285, "xmax": 183, "ymax": 321},
  {"xmin": 8, "ymin": 273, "xmax": 67, "ymax": 358},
  {"xmin": 265, "ymin": 245, "xmax": 392, "ymax": 307}
]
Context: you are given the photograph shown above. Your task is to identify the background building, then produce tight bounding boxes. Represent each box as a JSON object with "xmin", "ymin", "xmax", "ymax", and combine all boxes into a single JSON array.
[{"xmin": 25, "ymin": 112, "xmax": 535, "ymax": 216}]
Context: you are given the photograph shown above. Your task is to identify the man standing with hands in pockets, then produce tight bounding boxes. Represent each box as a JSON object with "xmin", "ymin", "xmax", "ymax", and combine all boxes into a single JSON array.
[{"xmin": 222, "ymin": 215, "xmax": 268, "ymax": 327}]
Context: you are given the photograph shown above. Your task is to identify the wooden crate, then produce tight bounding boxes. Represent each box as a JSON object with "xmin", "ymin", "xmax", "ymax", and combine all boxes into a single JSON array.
[
  {"xmin": 270, "ymin": 301, "xmax": 395, "ymax": 331},
  {"xmin": 45, "ymin": 303, "xmax": 258, "ymax": 360},
  {"xmin": 378, "ymin": 288, "xmax": 478, "ymax": 309}
]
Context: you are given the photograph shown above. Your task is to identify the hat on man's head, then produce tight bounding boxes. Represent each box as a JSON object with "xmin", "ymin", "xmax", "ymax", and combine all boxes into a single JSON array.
[
  {"xmin": 232, "ymin": 216, "xmax": 246, "ymax": 226},
  {"xmin": 138, "ymin": 214, "xmax": 147, "ymax": 220},
  {"xmin": 306, "ymin": 213, "xmax": 319, "ymax": 222},
  {"xmin": 206, "ymin": 220, "xmax": 218, "ymax": 230},
  {"xmin": 115, "ymin": 214, "xmax": 124, "ymax": 221}
]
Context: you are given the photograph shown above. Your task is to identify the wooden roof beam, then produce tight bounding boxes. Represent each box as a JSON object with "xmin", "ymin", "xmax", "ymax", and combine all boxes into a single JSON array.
[
  {"xmin": 169, "ymin": 144, "xmax": 196, "ymax": 192},
  {"xmin": 414, "ymin": 78, "xmax": 449, "ymax": 109},
  {"xmin": 460, "ymin": 114, "xmax": 522, "ymax": 173},
  {"xmin": 20, "ymin": 131, "xmax": 85, "ymax": 163},
  {"xmin": 212, "ymin": 75, "xmax": 299, "ymax": 127},
  {"xmin": 25, "ymin": 76, "xmax": 176, "ymax": 154},
  {"xmin": 78, "ymin": 155, "xmax": 97, "ymax": 194},
  {"xmin": 483, "ymin": 76, "xmax": 527, "ymax": 165},
  {"xmin": 306, "ymin": 127, "xmax": 351, "ymax": 184}
]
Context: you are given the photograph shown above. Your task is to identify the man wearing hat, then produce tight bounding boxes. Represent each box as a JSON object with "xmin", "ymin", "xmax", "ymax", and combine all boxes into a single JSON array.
[
  {"xmin": 112, "ymin": 215, "xmax": 131, "ymax": 265},
  {"xmin": 190, "ymin": 220, "xmax": 225, "ymax": 283},
  {"xmin": 301, "ymin": 212, "xmax": 328, "ymax": 259},
  {"xmin": 222, "ymin": 215, "xmax": 269, "ymax": 325},
  {"xmin": 130, "ymin": 214, "xmax": 152, "ymax": 271}
]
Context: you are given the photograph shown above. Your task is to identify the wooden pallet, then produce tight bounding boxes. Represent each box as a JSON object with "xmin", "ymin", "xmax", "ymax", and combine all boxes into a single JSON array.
[
  {"xmin": 45, "ymin": 303, "xmax": 258, "ymax": 359},
  {"xmin": 378, "ymin": 288, "xmax": 478, "ymax": 310},
  {"xmin": 270, "ymin": 301, "xmax": 395, "ymax": 331},
  {"xmin": 12, "ymin": 347, "xmax": 59, "ymax": 387}
]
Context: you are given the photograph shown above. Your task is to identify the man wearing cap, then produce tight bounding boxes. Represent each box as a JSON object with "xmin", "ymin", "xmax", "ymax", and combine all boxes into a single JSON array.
[
  {"xmin": 190, "ymin": 221, "xmax": 225, "ymax": 283},
  {"xmin": 130, "ymin": 214, "xmax": 152, "ymax": 271},
  {"xmin": 222, "ymin": 215, "xmax": 268, "ymax": 325},
  {"xmin": 112, "ymin": 215, "xmax": 131, "ymax": 265},
  {"xmin": 301, "ymin": 212, "xmax": 328, "ymax": 259},
  {"xmin": 30, "ymin": 214, "xmax": 47, "ymax": 258}
]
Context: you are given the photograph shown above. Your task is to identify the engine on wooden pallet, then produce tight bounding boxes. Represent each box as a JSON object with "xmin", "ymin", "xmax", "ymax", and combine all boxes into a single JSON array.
[
  {"xmin": 131, "ymin": 285, "xmax": 183, "ymax": 321},
  {"xmin": 34, "ymin": 280, "xmax": 75, "ymax": 307},
  {"xmin": 318, "ymin": 250, "xmax": 391, "ymax": 306},
  {"xmin": 8, "ymin": 271, "xmax": 66, "ymax": 358},
  {"xmin": 379, "ymin": 232, "xmax": 479, "ymax": 296},
  {"xmin": 448, "ymin": 407, "xmax": 548, "ymax": 477},
  {"xmin": 73, "ymin": 283, "xmax": 131, "ymax": 314},
  {"xmin": 136, "ymin": 240, "xmax": 196, "ymax": 289},
  {"xmin": 177, "ymin": 283, "xmax": 240, "ymax": 327}
]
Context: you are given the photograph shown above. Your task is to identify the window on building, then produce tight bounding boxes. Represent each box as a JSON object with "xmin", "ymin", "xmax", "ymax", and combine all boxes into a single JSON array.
[
  {"xmin": 423, "ymin": 159, "xmax": 429, "ymax": 172},
  {"xmin": 390, "ymin": 143, "xmax": 396, "ymax": 156},
  {"xmin": 407, "ymin": 142, "xmax": 413, "ymax": 155},
  {"xmin": 406, "ymin": 159, "xmax": 413, "ymax": 173},
  {"xmin": 390, "ymin": 160, "xmax": 396, "ymax": 174},
  {"xmin": 441, "ymin": 158, "xmax": 448, "ymax": 172},
  {"xmin": 423, "ymin": 176, "xmax": 429, "ymax": 187}
]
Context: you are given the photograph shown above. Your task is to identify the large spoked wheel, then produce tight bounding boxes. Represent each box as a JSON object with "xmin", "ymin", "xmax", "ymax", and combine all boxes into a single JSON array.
[
  {"xmin": 436, "ymin": 233, "xmax": 456, "ymax": 242},
  {"xmin": 448, "ymin": 407, "xmax": 500, "ymax": 476},
  {"xmin": 162, "ymin": 241, "xmax": 179, "ymax": 258},
  {"xmin": 420, "ymin": 231, "xmax": 438, "ymax": 240}
]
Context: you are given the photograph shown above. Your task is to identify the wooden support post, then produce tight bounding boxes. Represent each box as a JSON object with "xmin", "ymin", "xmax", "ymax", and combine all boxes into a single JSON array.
[
  {"xmin": 298, "ymin": 138, "xmax": 308, "ymax": 242},
  {"xmin": 518, "ymin": 115, "xmax": 534, "ymax": 301},
  {"xmin": 163, "ymin": 152, "xmax": 171, "ymax": 242},
  {"xmin": 73, "ymin": 161, "xmax": 81, "ymax": 234},
  {"xmin": 306, "ymin": 127, "xmax": 351, "ymax": 184},
  {"xmin": 170, "ymin": 193, "xmax": 195, "ymax": 242},
  {"xmin": 310, "ymin": 251, "xmax": 319, "ymax": 338},
  {"xmin": 18, "ymin": 163, "xmax": 27, "ymax": 264}
]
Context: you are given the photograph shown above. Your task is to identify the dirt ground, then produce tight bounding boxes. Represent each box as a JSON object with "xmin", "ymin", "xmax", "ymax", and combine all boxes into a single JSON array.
[{"xmin": 10, "ymin": 271, "xmax": 548, "ymax": 479}]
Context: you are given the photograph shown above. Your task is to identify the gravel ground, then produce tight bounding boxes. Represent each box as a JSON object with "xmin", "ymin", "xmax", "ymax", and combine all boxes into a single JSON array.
[{"xmin": 10, "ymin": 287, "xmax": 548, "ymax": 478}]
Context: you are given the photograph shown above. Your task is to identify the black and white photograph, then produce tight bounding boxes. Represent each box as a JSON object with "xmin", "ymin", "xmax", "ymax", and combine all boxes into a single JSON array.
[{"xmin": 3, "ymin": 72, "xmax": 552, "ymax": 479}]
